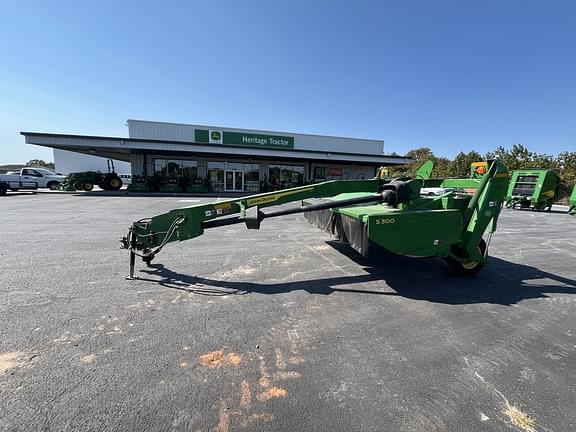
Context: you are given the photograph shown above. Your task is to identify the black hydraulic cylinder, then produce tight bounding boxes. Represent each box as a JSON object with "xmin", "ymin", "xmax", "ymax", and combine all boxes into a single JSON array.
[
  {"xmin": 202, "ymin": 216, "xmax": 243, "ymax": 229},
  {"xmin": 261, "ymin": 193, "xmax": 383, "ymax": 219},
  {"xmin": 202, "ymin": 193, "xmax": 383, "ymax": 231}
]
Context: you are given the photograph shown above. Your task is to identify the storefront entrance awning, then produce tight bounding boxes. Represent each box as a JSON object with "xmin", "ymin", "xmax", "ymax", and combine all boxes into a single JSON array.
[{"xmin": 21, "ymin": 132, "xmax": 410, "ymax": 166}]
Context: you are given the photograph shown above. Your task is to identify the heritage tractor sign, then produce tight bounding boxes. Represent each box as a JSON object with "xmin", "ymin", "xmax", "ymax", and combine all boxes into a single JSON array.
[{"xmin": 195, "ymin": 129, "xmax": 294, "ymax": 149}]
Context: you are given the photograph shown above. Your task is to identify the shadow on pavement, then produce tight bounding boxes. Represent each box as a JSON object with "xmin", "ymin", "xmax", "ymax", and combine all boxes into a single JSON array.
[
  {"xmin": 68, "ymin": 191, "xmax": 249, "ymax": 198},
  {"xmin": 135, "ymin": 267, "xmax": 249, "ymax": 296},
  {"xmin": 2, "ymin": 192, "xmax": 38, "ymax": 197},
  {"xmin": 137, "ymin": 240, "xmax": 576, "ymax": 306},
  {"xmin": 504, "ymin": 208, "xmax": 569, "ymax": 215}
]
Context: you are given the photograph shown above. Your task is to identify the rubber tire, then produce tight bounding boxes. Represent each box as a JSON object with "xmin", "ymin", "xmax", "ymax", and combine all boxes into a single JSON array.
[
  {"xmin": 108, "ymin": 177, "xmax": 122, "ymax": 190},
  {"xmin": 47, "ymin": 181, "xmax": 60, "ymax": 190},
  {"xmin": 443, "ymin": 239, "xmax": 487, "ymax": 276},
  {"xmin": 83, "ymin": 182, "xmax": 94, "ymax": 192},
  {"xmin": 0, "ymin": 184, "xmax": 7, "ymax": 196}
]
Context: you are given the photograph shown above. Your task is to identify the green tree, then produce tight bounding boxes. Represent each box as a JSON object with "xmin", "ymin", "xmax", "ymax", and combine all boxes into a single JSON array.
[
  {"xmin": 555, "ymin": 151, "xmax": 576, "ymax": 200},
  {"xmin": 448, "ymin": 151, "xmax": 483, "ymax": 177},
  {"xmin": 391, "ymin": 147, "xmax": 453, "ymax": 178},
  {"xmin": 25, "ymin": 159, "xmax": 55, "ymax": 170},
  {"xmin": 389, "ymin": 147, "xmax": 435, "ymax": 176},
  {"xmin": 433, "ymin": 157, "xmax": 452, "ymax": 178},
  {"xmin": 394, "ymin": 144, "xmax": 575, "ymax": 201}
]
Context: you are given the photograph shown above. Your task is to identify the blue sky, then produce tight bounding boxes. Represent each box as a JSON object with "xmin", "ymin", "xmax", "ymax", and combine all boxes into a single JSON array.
[{"xmin": 1, "ymin": 0, "xmax": 575, "ymax": 163}]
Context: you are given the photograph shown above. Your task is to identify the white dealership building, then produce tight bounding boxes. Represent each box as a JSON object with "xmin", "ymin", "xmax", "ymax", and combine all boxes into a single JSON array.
[{"xmin": 22, "ymin": 119, "xmax": 409, "ymax": 193}]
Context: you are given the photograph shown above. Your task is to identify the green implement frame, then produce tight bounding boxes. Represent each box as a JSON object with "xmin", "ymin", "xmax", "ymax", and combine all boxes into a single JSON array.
[
  {"xmin": 569, "ymin": 183, "xmax": 576, "ymax": 216},
  {"xmin": 505, "ymin": 169, "xmax": 559, "ymax": 211},
  {"xmin": 121, "ymin": 160, "xmax": 509, "ymax": 279}
]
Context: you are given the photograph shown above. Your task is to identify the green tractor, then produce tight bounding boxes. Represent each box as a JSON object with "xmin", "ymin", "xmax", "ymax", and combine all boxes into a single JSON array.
[
  {"xmin": 60, "ymin": 160, "xmax": 123, "ymax": 192},
  {"xmin": 505, "ymin": 169, "xmax": 559, "ymax": 211},
  {"xmin": 121, "ymin": 160, "xmax": 510, "ymax": 279}
]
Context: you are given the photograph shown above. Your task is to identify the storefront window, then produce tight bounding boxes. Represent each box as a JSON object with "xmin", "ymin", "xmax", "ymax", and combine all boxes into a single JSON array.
[
  {"xmin": 313, "ymin": 166, "xmax": 348, "ymax": 181},
  {"xmin": 268, "ymin": 165, "xmax": 304, "ymax": 190},
  {"xmin": 182, "ymin": 160, "xmax": 198, "ymax": 178},
  {"xmin": 207, "ymin": 162, "xmax": 225, "ymax": 192},
  {"xmin": 226, "ymin": 162, "xmax": 244, "ymax": 171},
  {"xmin": 153, "ymin": 159, "xmax": 198, "ymax": 178},
  {"xmin": 244, "ymin": 163, "xmax": 260, "ymax": 192}
]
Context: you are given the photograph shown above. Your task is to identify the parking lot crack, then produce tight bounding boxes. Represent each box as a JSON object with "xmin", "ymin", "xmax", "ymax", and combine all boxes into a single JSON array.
[{"xmin": 463, "ymin": 356, "xmax": 550, "ymax": 432}]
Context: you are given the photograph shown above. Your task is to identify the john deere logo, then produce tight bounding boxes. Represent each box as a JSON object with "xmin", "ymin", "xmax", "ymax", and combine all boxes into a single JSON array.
[{"xmin": 209, "ymin": 129, "xmax": 223, "ymax": 144}]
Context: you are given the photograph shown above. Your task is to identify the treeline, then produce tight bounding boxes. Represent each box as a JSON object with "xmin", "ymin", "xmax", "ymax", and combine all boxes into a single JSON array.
[
  {"xmin": 391, "ymin": 144, "xmax": 576, "ymax": 201},
  {"xmin": 26, "ymin": 159, "xmax": 56, "ymax": 170}
]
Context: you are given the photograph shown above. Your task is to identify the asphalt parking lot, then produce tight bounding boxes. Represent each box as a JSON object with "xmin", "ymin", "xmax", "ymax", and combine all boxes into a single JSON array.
[{"xmin": 1, "ymin": 194, "xmax": 575, "ymax": 432}]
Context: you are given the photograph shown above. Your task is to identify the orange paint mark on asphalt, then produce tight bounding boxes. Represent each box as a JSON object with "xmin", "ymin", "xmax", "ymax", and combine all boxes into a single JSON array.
[
  {"xmin": 288, "ymin": 356, "xmax": 304, "ymax": 365},
  {"xmin": 217, "ymin": 400, "xmax": 230, "ymax": 432},
  {"xmin": 239, "ymin": 413, "xmax": 274, "ymax": 427},
  {"xmin": 227, "ymin": 353, "xmax": 242, "ymax": 365},
  {"xmin": 257, "ymin": 387, "xmax": 287, "ymax": 401},
  {"xmin": 199, "ymin": 351, "xmax": 242, "ymax": 368},
  {"xmin": 258, "ymin": 355, "xmax": 270, "ymax": 388},
  {"xmin": 275, "ymin": 348, "xmax": 286, "ymax": 370},
  {"xmin": 200, "ymin": 351, "xmax": 224, "ymax": 367},
  {"xmin": 240, "ymin": 380, "xmax": 252, "ymax": 408}
]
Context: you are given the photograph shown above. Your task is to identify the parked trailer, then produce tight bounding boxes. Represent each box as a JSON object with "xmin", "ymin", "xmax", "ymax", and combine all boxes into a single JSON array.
[
  {"xmin": 505, "ymin": 169, "xmax": 559, "ymax": 211},
  {"xmin": 121, "ymin": 160, "xmax": 509, "ymax": 279}
]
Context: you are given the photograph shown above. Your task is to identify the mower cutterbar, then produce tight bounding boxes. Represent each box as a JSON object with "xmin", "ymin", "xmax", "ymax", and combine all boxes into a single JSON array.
[{"xmin": 121, "ymin": 160, "xmax": 509, "ymax": 279}]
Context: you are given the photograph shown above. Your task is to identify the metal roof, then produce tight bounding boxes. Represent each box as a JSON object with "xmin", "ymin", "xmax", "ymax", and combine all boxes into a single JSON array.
[
  {"xmin": 127, "ymin": 118, "xmax": 385, "ymax": 144},
  {"xmin": 21, "ymin": 132, "xmax": 411, "ymax": 166}
]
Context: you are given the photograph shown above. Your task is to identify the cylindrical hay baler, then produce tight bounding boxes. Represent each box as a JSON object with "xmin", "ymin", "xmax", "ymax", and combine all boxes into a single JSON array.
[{"xmin": 505, "ymin": 169, "xmax": 559, "ymax": 211}]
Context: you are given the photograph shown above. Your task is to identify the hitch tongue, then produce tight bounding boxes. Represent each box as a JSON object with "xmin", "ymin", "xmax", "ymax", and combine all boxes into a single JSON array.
[
  {"xmin": 124, "ymin": 221, "xmax": 158, "ymax": 280},
  {"xmin": 124, "ymin": 226, "xmax": 138, "ymax": 280},
  {"xmin": 127, "ymin": 249, "xmax": 136, "ymax": 280}
]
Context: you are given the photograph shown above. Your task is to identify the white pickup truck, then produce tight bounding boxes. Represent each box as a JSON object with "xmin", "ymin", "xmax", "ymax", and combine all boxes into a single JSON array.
[{"xmin": 0, "ymin": 168, "xmax": 67, "ymax": 195}]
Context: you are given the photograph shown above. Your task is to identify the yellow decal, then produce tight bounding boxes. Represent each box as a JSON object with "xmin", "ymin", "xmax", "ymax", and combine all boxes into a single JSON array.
[
  {"xmin": 246, "ymin": 187, "xmax": 314, "ymax": 207},
  {"xmin": 495, "ymin": 173, "xmax": 509, "ymax": 178},
  {"xmin": 247, "ymin": 196, "xmax": 278, "ymax": 206},
  {"xmin": 214, "ymin": 203, "xmax": 232, "ymax": 210}
]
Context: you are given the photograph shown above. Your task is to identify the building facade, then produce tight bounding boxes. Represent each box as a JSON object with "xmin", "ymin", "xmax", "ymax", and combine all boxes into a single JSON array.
[
  {"xmin": 22, "ymin": 119, "xmax": 410, "ymax": 193},
  {"xmin": 54, "ymin": 149, "xmax": 131, "ymax": 176}
]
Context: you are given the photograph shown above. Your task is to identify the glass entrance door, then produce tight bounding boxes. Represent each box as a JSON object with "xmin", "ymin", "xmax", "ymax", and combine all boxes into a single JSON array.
[
  {"xmin": 224, "ymin": 170, "xmax": 244, "ymax": 191},
  {"xmin": 234, "ymin": 171, "xmax": 244, "ymax": 191}
]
